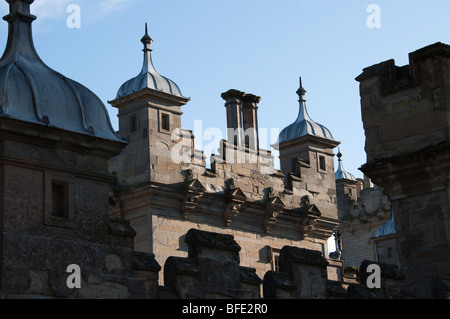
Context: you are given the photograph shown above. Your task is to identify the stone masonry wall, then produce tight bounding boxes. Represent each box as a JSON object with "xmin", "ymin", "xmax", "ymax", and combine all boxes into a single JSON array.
[
  {"xmin": 160, "ymin": 228, "xmax": 405, "ymax": 299},
  {"xmin": 356, "ymin": 42, "xmax": 450, "ymax": 298},
  {"xmin": 337, "ymin": 183, "xmax": 392, "ymax": 268}
]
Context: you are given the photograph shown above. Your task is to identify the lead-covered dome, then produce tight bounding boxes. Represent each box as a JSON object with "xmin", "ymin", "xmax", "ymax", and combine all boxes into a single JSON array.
[
  {"xmin": 335, "ymin": 149, "xmax": 356, "ymax": 181},
  {"xmin": 115, "ymin": 24, "xmax": 185, "ymax": 99},
  {"xmin": 278, "ymin": 77, "xmax": 335, "ymax": 144},
  {"xmin": 0, "ymin": 0, "xmax": 123, "ymax": 142}
]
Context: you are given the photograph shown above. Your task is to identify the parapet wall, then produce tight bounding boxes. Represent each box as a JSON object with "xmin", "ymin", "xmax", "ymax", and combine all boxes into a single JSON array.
[
  {"xmin": 158, "ymin": 228, "xmax": 404, "ymax": 299},
  {"xmin": 356, "ymin": 42, "xmax": 450, "ymax": 164}
]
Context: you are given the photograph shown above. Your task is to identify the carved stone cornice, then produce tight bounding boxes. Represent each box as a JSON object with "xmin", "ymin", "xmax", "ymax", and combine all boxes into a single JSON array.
[
  {"xmin": 264, "ymin": 196, "xmax": 285, "ymax": 234},
  {"xmin": 300, "ymin": 204, "xmax": 322, "ymax": 238},
  {"xmin": 360, "ymin": 142, "xmax": 450, "ymax": 200},
  {"xmin": 224, "ymin": 187, "xmax": 247, "ymax": 226},
  {"xmin": 181, "ymin": 178, "xmax": 205, "ymax": 219}
]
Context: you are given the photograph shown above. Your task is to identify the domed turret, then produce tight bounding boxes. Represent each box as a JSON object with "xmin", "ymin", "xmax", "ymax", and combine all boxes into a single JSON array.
[
  {"xmin": 335, "ymin": 149, "xmax": 356, "ymax": 181},
  {"xmin": 0, "ymin": 0, "xmax": 123, "ymax": 142},
  {"xmin": 116, "ymin": 23, "xmax": 186, "ymax": 99},
  {"xmin": 278, "ymin": 77, "xmax": 335, "ymax": 144}
]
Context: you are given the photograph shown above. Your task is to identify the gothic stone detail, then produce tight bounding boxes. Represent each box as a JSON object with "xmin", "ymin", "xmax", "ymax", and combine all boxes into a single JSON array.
[
  {"xmin": 300, "ymin": 203, "xmax": 321, "ymax": 237},
  {"xmin": 181, "ymin": 175, "xmax": 205, "ymax": 219},
  {"xmin": 264, "ymin": 195, "xmax": 285, "ymax": 234},
  {"xmin": 225, "ymin": 186, "xmax": 247, "ymax": 226}
]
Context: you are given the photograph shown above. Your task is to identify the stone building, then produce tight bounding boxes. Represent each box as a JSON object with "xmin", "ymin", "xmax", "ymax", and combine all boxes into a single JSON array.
[
  {"xmin": 0, "ymin": 0, "xmax": 160, "ymax": 298},
  {"xmin": 3, "ymin": 0, "xmax": 448, "ymax": 300},
  {"xmin": 108, "ymin": 23, "xmax": 342, "ymax": 284},
  {"xmin": 333, "ymin": 149, "xmax": 398, "ymax": 269},
  {"xmin": 356, "ymin": 42, "xmax": 450, "ymax": 298},
  {"xmin": 0, "ymin": 0, "xmax": 346, "ymax": 299}
]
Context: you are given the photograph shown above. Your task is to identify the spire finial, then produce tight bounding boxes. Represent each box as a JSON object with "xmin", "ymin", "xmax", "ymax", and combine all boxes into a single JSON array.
[
  {"xmin": 141, "ymin": 22, "xmax": 154, "ymax": 51},
  {"xmin": 337, "ymin": 148, "xmax": 342, "ymax": 161},
  {"xmin": 139, "ymin": 22, "xmax": 158, "ymax": 75},
  {"xmin": 1, "ymin": 0, "xmax": 38, "ymax": 63},
  {"xmin": 296, "ymin": 76, "xmax": 307, "ymax": 101}
]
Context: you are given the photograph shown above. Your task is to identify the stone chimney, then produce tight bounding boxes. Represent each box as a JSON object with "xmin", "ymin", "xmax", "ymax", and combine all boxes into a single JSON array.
[
  {"xmin": 221, "ymin": 89, "xmax": 245, "ymax": 148},
  {"xmin": 242, "ymin": 94, "xmax": 261, "ymax": 151}
]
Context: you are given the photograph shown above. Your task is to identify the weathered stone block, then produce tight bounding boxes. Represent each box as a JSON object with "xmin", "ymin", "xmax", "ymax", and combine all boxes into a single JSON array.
[
  {"xmin": 185, "ymin": 228, "xmax": 241, "ymax": 263},
  {"xmin": 279, "ymin": 246, "xmax": 329, "ymax": 298},
  {"xmin": 263, "ymin": 271, "xmax": 296, "ymax": 299}
]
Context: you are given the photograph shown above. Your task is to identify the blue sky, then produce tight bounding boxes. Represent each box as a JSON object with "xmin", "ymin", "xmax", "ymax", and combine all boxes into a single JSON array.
[{"xmin": 0, "ymin": 0, "xmax": 449, "ymax": 178}]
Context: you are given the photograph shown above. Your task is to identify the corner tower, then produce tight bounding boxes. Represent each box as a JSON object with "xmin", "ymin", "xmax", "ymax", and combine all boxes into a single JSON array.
[
  {"xmin": 275, "ymin": 77, "xmax": 340, "ymax": 228},
  {"xmin": 109, "ymin": 24, "xmax": 190, "ymax": 187},
  {"xmin": 277, "ymin": 78, "xmax": 340, "ymax": 192}
]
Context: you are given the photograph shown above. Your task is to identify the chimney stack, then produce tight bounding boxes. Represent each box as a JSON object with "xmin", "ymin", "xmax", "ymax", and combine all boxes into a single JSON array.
[
  {"xmin": 221, "ymin": 89, "xmax": 245, "ymax": 148},
  {"xmin": 242, "ymin": 94, "xmax": 261, "ymax": 151}
]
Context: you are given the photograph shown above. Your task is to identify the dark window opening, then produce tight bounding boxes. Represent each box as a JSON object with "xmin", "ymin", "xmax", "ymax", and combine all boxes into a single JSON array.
[
  {"xmin": 291, "ymin": 158, "xmax": 297, "ymax": 172},
  {"xmin": 161, "ymin": 113, "xmax": 170, "ymax": 131},
  {"xmin": 52, "ymin": 181, "xmax": 69, "ymax": 218},
  {"xmin": 319, "ymin": 155, "xmax": 326, "ymax": 171},
  {"xmin": 130, "ymin": 115, "xmax": 137, "ymax": 132},
  {"xmin": 272, "ymin": 253, "xmax": 280, "ymax": 272}
]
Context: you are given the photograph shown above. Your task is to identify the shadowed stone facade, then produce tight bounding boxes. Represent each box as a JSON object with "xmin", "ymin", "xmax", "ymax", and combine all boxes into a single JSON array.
[
  {"xmin": 335, "ymin": 171, "xmax": 398, "ymax": 269},
  {"xmin": 1, "ymin": 0, "xmax": 449, "ymax": 300},
  {"xmin": 108, "ymin": 32, "xmax": 341, "ymax": 285},
  {"xmin": 356, "ymin": 42, "xmax": 450, "ymax": 298},
  {"xmin": 0, "ymin": 0, "xmax": 161, "ymax": 299}
]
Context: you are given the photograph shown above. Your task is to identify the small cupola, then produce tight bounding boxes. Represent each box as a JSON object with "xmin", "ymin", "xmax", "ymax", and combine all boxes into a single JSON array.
[
  {"xmin": 335, "ymin": 149, "xmax": 356, "ymax": 181},
  {"xmin": 278, "ymin": 77, "xmax": 335, "ymax": 144},
  {"xmin": 116, "ymin": 23, "xmax": 187, "ymax": 100}
]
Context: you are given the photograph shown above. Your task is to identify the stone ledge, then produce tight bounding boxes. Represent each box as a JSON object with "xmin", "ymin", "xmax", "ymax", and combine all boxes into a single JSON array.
[
  {"xmin": 239, "ymin": 266, "xmax": 263, "ymax": 285},
  {"xmin": 280, "ymin": 246, "xmax": 329, "ymax": 268},
  {"xmin": 164, "ymin": 257, "xmax": 199, "ymax": 278},
  {"xmin": 133, "ymin": 251, "xmax": 161, "ymax": 272},
  {"xmin": 108, "ymin": 217, "xmax": 137, "ymax": 237},
  {"xmin": 185, "ymin": 228, "xmax": 241, "ymax": 253},
  {"xmin": 262, "ymin": 271, "xmax": 296, "ymax": 299}
]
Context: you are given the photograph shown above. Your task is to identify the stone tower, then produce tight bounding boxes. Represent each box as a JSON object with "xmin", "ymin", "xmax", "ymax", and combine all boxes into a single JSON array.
[
  {"xmin": 334, "ymin": 149, "xmax": 358, "ymax": 217},
  {"xmin": 356, "ymin": 42, "xmax": 450, "ymax": 298},
  {"xmin": 276, "ymin": 78, "xmax": 340, "ymax": 223},
  {"xmin": 0, "ymin": 0, "xmax": 160, "ymax": 298},
  {"xmin": 108, "ymin": 24, "xmax": 192, "ymax": 257},
  {"xmin": 109, "ymin": 24, "xmax": 191, "ymax": 189}
]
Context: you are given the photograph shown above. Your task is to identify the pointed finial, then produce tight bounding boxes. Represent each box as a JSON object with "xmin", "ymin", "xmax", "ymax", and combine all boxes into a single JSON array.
[
  {"xmin": 141, "ymin": 22, "xmax": 154, "ymax": 51},
  {"xmin": 296, "ymin": 76, "xmax": 307, "ymax": 101},
  {"xmin": 337, "ymin": 148, "xmax": 342, "ymax": 161}
]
